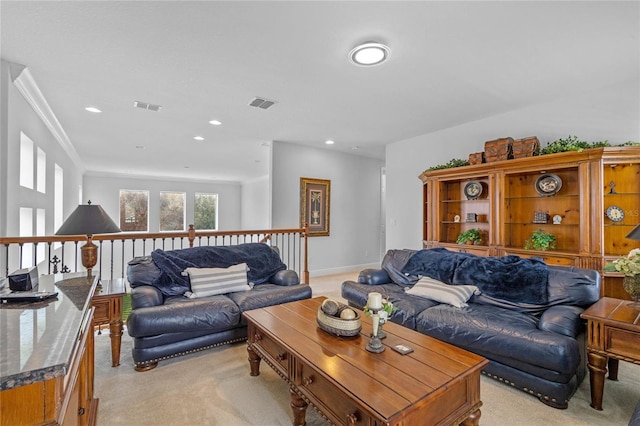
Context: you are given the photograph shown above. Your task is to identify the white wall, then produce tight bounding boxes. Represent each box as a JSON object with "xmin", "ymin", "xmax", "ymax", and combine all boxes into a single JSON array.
[
  {"xmin": 385, "ymin": 79, "xmax": 640, "ymax": 250},
  {"xmin": 0, "ymin": 61, "xmax": 83, "ymax": 237},
  {"xmin": 271, "ymin": 141, "xmax": 384, "ymax": 276},
  {"xmin": 241, "ymin": 175, "xmax": 270, "ymax": 230},
  {"xmin": 83, "ymin": 174, "xmax": 242, "ymax": 232}
]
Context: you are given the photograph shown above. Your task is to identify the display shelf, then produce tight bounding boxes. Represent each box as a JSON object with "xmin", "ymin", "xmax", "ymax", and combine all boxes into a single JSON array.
[{"xmin": 420, "ymin": 146, "xmax": 640, "ymax": 274}]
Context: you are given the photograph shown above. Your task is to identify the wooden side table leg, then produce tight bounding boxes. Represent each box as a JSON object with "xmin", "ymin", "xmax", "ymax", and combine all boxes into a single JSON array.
[
  {"xmin": 460, "ymin": 408, "xmax": 481, "ymax": 426},
  {"xmin": 607, "ymin": 357, "xmax": 619, "ymax": 381},
  {"xmin": 289, "ymin": 387, "xmax": 307, "ymax": 426},
  {"xmin": 587, "ymin": 351, "xmax": 608, "ymax": 410},
  {"xmin": 109, "ymin": 296, "xmax": 123, "ymax": 367},
  {"xmin": 109, "ymin": 319, "xmax": 123, "ymax": 367}
]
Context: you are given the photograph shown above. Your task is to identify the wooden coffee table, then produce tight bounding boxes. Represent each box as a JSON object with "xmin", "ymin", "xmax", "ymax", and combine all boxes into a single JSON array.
[
  {"xmin": 243, "ymin": 297, "xmax": 488, "ymax": 426},
  {"xmin": 581, "ymin": 297, "xmax": 640, "ymax": 410}
]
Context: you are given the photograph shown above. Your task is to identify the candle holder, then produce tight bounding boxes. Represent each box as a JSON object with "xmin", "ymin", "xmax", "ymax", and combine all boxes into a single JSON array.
[{"xmin": 366, "ymin": 306, "xmax": 385, "ymax": 353}]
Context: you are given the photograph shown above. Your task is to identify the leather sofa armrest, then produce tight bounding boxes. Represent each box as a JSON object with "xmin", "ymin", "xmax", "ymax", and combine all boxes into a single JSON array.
[
  {"xmin": 131, "ymin": 285, "xmax": 164, "ymax": 309},
  {"xmin": 272, "ymin": 270, "xmax": 300, "ymax": 286},
  {"xmin": 358, "ymin": 268, "xmax": 391, "ymax": 285},
  {"xmin": 538, "ymin": 305, "xmax": 585, "ymax": 338}
]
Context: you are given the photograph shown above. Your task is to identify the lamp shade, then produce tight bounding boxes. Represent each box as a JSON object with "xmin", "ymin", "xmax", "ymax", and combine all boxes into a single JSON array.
[
  {"xmin": 55, "ymin": 201, "xmax": 121, "ymax": 236},
  {"xmin": 626, "ymin": 224, "xmax": 640, "ymax": 241}
]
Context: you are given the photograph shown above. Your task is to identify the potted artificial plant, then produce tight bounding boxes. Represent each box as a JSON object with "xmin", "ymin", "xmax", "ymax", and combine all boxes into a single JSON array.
[
  {"xmin": 524, "ymin": 228, "xmax": 557, "ymax": 251},
  {"xmin": 456, "ymin": 228, "xmax": 482, "ymax": 245}
]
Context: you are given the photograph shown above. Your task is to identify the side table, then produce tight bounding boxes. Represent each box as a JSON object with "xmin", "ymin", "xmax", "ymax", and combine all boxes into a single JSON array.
[
  {"xmin": 92, "ymin": 278, "xmax": 125, "ymax": 367},
  {"xmin": 581, "ymin": 297, "xmax": 640, "ymax": 410}
]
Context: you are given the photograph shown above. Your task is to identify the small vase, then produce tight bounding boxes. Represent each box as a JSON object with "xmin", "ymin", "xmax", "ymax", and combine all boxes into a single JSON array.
[{"xmin": 623, "ymin": 275, "xmax": 640, "ymax": 307}]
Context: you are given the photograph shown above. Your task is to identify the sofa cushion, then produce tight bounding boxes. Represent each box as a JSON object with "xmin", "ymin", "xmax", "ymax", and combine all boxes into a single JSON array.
[
  {"xmin": 127, "ymin": 294, "xmax": 240, "ymax": 337},
  {"xmin": 415, "ymin": 303, "xmax": 581, "ymax": 380},
  {"xmin": 229, "ymin": 283, "xmax": 312, "ymax": 313},
  {"xmin": 406, "ymin": 277, "xmax": 480, "ymax": 308},
  {"xmin": 341, "ymin": 281, "xmax": 438, "ymax": 329},
  {"xmin": 183, "ymin": 263, "xmax": 252, "ymax": 298}
]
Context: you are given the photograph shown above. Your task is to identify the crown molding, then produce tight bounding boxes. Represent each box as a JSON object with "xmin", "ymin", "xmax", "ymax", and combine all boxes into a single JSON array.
[{"xmin": 10, "ymin": 63, "xmax": 85, "ymax": 173}]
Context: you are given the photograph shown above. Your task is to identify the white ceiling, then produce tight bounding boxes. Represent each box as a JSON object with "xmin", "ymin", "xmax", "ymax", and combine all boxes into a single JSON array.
[{"xmin": 1, "ymin": 1, "xmax": 638, "ymax": 182}]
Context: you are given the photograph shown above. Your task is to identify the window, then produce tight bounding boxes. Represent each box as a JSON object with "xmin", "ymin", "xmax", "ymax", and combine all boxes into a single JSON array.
[
  {"xmin": 160, "ymin": 191, "xmax": 185, "ymax": 231},
  {"xmin": 37, "ymin": 147, "xmax": 46, "ymax": 193},
  {"xmin": 19, "ymin": 207, "xmax": 33, "ymax": 268},
  {"xmin": 20, "ymin": 132, "xmax": 34, "ymax": 189},
  {"xmin": 36, "ymin": 209, "xmax": 45, "ymax": 263},
  {"xmin": 119, "ymin": 190, "xmax": 149, "ymax": 232},
  {"xmin": 194, "ymin": 193, "xmax": 218, "ymax": 230}
]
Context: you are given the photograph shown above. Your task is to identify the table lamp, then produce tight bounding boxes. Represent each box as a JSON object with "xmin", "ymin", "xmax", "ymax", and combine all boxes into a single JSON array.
[{"xmin": 55, "ymin": 201, "xmax": 121, "ymax": 276}]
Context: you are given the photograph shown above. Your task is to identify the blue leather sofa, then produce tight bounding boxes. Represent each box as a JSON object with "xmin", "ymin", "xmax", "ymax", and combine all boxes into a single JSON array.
[
  {"xmin": 126, "ymin": 243, "xmax": 312, "ymax": 371},
  {"xmin": 341, "ymin": 248, "xmax": 600, "ymax": 409}
]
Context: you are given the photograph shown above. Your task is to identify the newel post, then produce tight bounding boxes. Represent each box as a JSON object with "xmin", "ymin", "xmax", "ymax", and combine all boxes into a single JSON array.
[{"xmin": 188, "ymin": 225, "xmax": 196, "ymax": 247}]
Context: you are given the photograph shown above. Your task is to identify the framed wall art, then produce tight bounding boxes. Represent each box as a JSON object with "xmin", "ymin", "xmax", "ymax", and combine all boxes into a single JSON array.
[{"xmin": 300, "ymin": 177, "xmax": 330, "ymax": 236}]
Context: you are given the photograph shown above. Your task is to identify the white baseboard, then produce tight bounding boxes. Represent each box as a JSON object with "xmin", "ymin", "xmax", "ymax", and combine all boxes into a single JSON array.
[{"xmin": 309, "ymin": 263, "xmax": 379, "ymax": 278}]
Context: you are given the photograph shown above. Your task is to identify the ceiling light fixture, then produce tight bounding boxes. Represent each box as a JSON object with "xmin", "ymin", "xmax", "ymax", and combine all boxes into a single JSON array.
[
  {"xmin": 85, "ymin": 106, "xmax": 102, "ymax": 113},
  {"xmin": 209, "ymin": 120, "xmax": 222, "ymax": 126},
  {"xmin": 349, "ymin": 42, "xmax": 391, "ymax": 66},
  {"xmin": 325, "ymin": 140, "xmax": 335, "ymax": 145},
  {"xmin": 193, "ymin": 136, "xmax": 204, "ymax": 141}
]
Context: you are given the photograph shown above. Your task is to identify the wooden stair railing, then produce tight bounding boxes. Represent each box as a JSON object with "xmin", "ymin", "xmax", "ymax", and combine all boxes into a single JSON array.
[{"xmin": 0, "ymin": 225, "xmax": 309, "ymax": 284}]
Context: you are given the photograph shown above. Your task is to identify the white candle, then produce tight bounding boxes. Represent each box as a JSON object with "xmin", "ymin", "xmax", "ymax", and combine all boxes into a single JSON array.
[{"xmin": 368, "ymin": 292, "xmax": 383, "ymax": 310}]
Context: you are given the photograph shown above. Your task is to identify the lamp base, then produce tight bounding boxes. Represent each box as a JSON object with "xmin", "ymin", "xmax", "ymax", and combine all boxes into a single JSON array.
[
  {"xmin": 366, "ymin": 336, "xmax": 385, "ymax": 353},
  {"xmin": 81, "ymin": 237, "xmax": 98, "ymax": 277}
]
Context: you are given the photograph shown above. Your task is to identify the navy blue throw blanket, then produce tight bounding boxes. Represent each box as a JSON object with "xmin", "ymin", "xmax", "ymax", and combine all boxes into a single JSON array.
[
  {"xmin": 402, "ymin": 248, "xmax": 549, "ymax": 305},
  {"xmin": 150, "ymin": 243, "xmax": 286, "ymax": 296}
]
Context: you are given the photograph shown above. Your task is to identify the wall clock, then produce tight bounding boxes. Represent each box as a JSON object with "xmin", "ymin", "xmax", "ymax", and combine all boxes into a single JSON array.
[
  {"xmin": 606, "ymin": 205, "xmax": 625, "ymax": 222},
  {"xmin": 535, "ymin": 174, "xmax": 562, "ymax": 196},
  {"xmin": 463, "ymin": 181, "xmax": 483, "ymax": 200}
]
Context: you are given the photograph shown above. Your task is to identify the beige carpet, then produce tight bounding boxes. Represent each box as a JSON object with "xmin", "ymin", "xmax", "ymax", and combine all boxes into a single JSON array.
[{"xmin": 94, "ymin": 273, "xmax": 640, "ymax": 425}]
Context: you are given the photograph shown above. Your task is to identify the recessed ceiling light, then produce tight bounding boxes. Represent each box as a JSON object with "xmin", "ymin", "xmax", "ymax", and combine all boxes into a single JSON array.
[
  {"xmin": 85, "ymin": 106, "xmax": 102, "ymax": 113},
  {"xmin": 209, "ymin": 120, "xmax": 222, "ymax": 126},
  {"xmin": 193, "ymin": 136, "xmax": 204, "ymax": 141},
  {"xmin": 349, "ymin": 42, "xmax": 391, "ymax": 66},
  {"xmin": 325, "ymin": 140, "xmax": 335, "ymax": 145}
]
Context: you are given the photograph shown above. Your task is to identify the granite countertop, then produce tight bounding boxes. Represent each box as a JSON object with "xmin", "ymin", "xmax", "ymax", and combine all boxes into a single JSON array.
[{"xmin": 0, "ymin": 272, "xmax": 97, "ymax": 390}]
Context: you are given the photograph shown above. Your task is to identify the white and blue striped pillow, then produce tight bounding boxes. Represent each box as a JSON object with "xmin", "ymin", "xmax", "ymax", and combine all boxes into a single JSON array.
[
  {"xmin": 406, "ymin": 277, "xmax": 480, "ymax": 308},
  {"xmin": 182, "ymin": 263, "xmax": 252, "ymax": 298}
]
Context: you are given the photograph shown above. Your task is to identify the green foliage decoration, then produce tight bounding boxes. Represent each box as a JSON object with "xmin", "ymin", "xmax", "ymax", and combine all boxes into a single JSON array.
[
  {"xmin": 456, "ymin": 228, "xmax": 482, "ymax": 245},
  {"xmin": 539, "ymin": 135, "xmax": 639, "ymax": 155},
  {"xmin": 425, "ymin": 158, "xmax": 470, "ymax": 172},
  {"xmin": 524, "ymin": 229, "xmax": 557, "ymax": 251}
]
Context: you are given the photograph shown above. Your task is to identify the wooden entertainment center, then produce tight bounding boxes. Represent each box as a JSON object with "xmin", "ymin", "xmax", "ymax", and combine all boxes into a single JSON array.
[{"xmin": 419, "ymin": 146, "xmax": 640, "ymax": 299}]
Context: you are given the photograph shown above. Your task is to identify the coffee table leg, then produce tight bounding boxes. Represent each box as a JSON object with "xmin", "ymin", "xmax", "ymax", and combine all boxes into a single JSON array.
[
  {"xmin": 247, "ymin": 345, "xmax": 261, "ymax": 376},
  {"xmin": 289, "ymin": 387, "xmax": 307, "ymax": 426},
  {"xmin": 460, "ymin": 408, "xmax": 481, "ymax": 426},
  {"xmin": 587, "ymin": 351, "xmax": 607, "ymax": 410}
]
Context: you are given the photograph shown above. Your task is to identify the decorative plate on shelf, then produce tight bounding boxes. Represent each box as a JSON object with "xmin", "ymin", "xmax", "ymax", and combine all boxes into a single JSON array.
[
  {"xmin": 463, "ymin": 181, "xmax": 483, "ymax": 200},
  {"xmin": 605, "ymin": 205, "xmax": 625, "ymax": 222},
  {"xmin": 535, "ymin": 174, "xmax": 562, "ymax": 196}
]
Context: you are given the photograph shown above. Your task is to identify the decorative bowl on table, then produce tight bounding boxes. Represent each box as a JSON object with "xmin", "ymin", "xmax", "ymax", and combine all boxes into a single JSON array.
[{"xmin": 316, "ymin": 299, "xmax": 362, "ymax": 337}]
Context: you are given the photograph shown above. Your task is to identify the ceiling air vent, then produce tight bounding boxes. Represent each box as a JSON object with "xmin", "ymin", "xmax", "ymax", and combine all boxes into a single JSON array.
[
  {"xmin": 133, "ymin": 101, "xmax": 162, "ymax": 112},
  {"xmin": 249, "ymin": 97, "xmax": 276, "ymax": 110}
]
